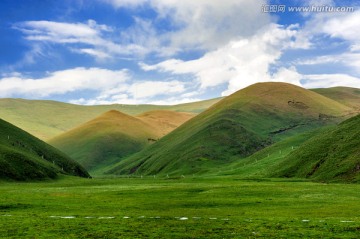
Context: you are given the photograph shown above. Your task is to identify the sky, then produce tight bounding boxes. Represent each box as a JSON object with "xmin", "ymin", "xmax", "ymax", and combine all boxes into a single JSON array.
[{"xmin": 0, "ymin": 0, "xmax": 359, "ymax": 105}]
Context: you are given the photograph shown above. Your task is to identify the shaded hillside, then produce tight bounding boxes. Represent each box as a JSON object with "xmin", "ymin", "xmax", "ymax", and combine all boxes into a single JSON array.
[
  {"xmin": 311, "ymin": 87, "xmax": 360, "ymax": 110},
  {"xmin": 0, "ymin": 118, "xmax": 90, "ymax": 181},
  {"xmin": 217, "ymin": 128, "xmax": 326, "ymax": 178},
  {"xmin": 0, "ymin": 98, "xmax": 219, "ymax": 140},
  {"xmin": 272, "ymin": 114, "xmax": 360, "ymax": 182},
  {"xmin": 107, "ymin": 82, "xmax": 352, "ymax": 176},
  {"xmin": 49, "ymin": 110, "xmax": 194, "ymax": 173}
]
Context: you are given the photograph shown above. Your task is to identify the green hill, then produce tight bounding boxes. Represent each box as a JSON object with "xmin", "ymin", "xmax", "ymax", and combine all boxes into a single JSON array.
[
  {"xmin": 271, "ymin": 114, "xmax": 360, "ymax": 182},
  {"xmin": 107, "ymin": 82, "xmax": 352, "ymax": 176},
  {"xmin": 216, "ymin": 128, "xmax": 324, "ymax": 178},
  {"xmin": 48, "ymin": 110, "xmax": 194, "ymax": 174},
  {"xmin": 0, "ymin": 98, "xmax": 220, "ymax": 140},
  {"xmin": 0, "ymin": 118, "xmax": 90, "ymax": 181},
  {"xmin": 311, "ymin": 87, "xmax": 360, "ymax": 110}
]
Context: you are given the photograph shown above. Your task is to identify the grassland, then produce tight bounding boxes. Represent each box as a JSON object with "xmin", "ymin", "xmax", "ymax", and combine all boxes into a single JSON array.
[
  {"xmin": 312, "ymin": 86, "xmax": 360, "ymax": 109},
  {"xmin": 0, "ymin": 98, "xmax": 220, "ymax": 140},
  {"xmin": 0, "ymin": 176, "xmax": 360, "ymax": 238}
]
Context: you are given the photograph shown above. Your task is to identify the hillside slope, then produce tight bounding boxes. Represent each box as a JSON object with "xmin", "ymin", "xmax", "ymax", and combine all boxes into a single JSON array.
[
  {"xmin": 0, "ymin": 98, "xmax": 219, "ymax": 140},
  {"xmin": 49, "ymin": 110, "xmax": 194, "ymax": 173},
  {"xmin": 272, "ymin": 114, "xmax": 360, "ymax": 182},
  {"xmin": 216, "ymin": 128, "xmax": 326, "ymax": 178},
  {"xmin": 137, "ymin": 110, "xmax": 194, "ymax": 137},
  {"xmin": 0, "ymin": 118, "xmax": 90, "ymax": 181},
  {"xmin": 311, "ymin": 87, "xmax": 360, "ymax": 109},
  {"xmin": 107, "ymin": 82, "xmax": 352, "ymax": 176}
]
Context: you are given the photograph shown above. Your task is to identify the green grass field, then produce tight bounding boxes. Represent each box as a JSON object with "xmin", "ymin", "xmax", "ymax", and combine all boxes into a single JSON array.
[{"xmin": 1, "ymin": 176, "xmax": 360, "ymax": 238}]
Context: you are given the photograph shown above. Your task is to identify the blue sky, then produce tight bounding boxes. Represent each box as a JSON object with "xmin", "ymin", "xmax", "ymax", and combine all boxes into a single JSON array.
[{"xmin": 0, "ymin": 0, "xmax": 359, "ymax": 105}]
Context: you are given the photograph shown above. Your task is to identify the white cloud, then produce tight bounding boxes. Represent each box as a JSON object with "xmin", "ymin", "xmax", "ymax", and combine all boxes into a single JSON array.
[
  {"xmin": 69, "ymin": 79, "xmax": 188, "ymax": 105},
  {"xmin": 14, "ymin": 1, "xmax": 273, "ymax": 61},
  {"xmin": 70, "ymin": 95, "xmax": 139, "ymax": 105},
  {"xmin": 14, "ymin": 20, "xmax": 100, "ymax": 44},
  {"xmin": 148, "ymin": 97, "xmax": 203, "ymax": 106},
  {"xmin": 295, "ymin": 55, "xmax": 341, "ymax": 65},
  {"xmin": 295, "ymin": 53, "xmax": 360, "ymax": 74},
  {"xmin": 100, "ymin": 0, "xmax": 147, "ymax": 8},
  {"xmin": 141, "ymin": 23, "xmax": 306, "ymax": 96},
  {"xmin": 0, "ymin": 68, "xmax": 129, "ymax": 97},
  {"xmin": 271, "ymin": 67, "xmax": 303, "ymax": 86},
  {"xmin": 14, "ymin": 19, "xmax": 150, "ymax": 61},
  {"xmin": 153, "ymin": 0, "xmax": 270, "ymax": 50},
  {"xmin": 321, "ymin": 11, "xmax": 360, "ymax": 44},
  {"xmin": 302, "ymin": 74, "xmax": 360, "ymax": 89},
  {"xmin": 301, "ymin": 10, "xmax": 360, "ymax": 52},
  {"xmin": 73, "ymin": 48, "xmax": 112, "ymax": 60},
  {"xmin": 100, "ymin": 0, "xmax": 271, "ymax": 52},
  {"xmin": 0, "ymin": 66, "xmax": 191, "ymax": 105},
  {"xmin": 128, "ymin": 80, "xmax": 186, "ymax": 99},
  {"xmin": 308, "ymin": 0, "xmax": 335, "ymax": 5},
  {"xmin": 292, "ymin": 10, "xmax": 360, "ymax": 77}
]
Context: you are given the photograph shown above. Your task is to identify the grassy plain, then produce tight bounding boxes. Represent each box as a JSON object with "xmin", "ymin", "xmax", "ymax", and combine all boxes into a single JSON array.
[{"xmin": 1, "ymin": 176, "xmax": 360, "ymax": 238}]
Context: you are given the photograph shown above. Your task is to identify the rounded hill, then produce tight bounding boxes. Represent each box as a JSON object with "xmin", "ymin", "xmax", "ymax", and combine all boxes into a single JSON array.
[
  {"xmin": 107, "ymin": 82, "xmax": 352, "ymax": 176},
  {"xmin": 49, "ymin": 110, "xmax": 194, "ymax": 174}
]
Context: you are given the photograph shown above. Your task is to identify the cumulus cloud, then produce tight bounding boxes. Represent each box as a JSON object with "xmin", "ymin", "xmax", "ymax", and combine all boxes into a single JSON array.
[
  {"xmin": 0, "ymin": 68, "xmax": 129, "ymax": 98},
  {"xmin": 320, "ymin": 10, "xmax": 360, "ymax": 45},
  {"xmin": 292, "ymin": 10, "xmax": 360, "ymax": 82},
  {"xmin": 0, "ymin": 66, "xmax": 191, "ymax": 105},
  {"xmin": 141, "ymin": 23, "xmax": 306, "ymax": 96},
  {"xmin": 15, "ymin": 1, "xmax": 271, "ymax": 61},
  {"xmin": 100, "ymin": 0, "xmax": 271, "ymax": 52},
  {"xmin": 298, "ymin": 10, "xmax": 360, "ymax": 52}
]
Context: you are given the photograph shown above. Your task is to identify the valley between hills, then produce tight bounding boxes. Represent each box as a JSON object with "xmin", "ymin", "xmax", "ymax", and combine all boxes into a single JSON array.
[{"xmin": 0, "ymin": 82, "xmax": 360, "ymax": 238}]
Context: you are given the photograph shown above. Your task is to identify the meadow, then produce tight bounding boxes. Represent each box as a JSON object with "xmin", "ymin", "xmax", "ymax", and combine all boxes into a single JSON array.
[{"xmin": 1, "ymin": 176, "xmax": 360, "ymax": 238}]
